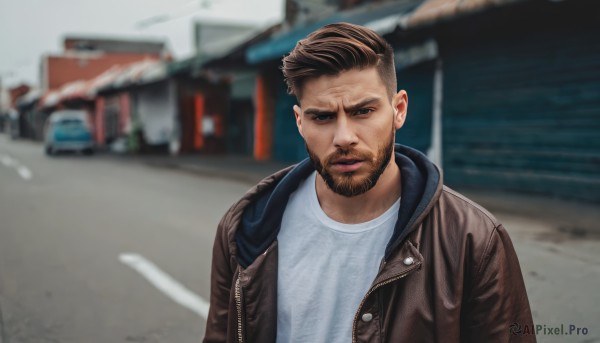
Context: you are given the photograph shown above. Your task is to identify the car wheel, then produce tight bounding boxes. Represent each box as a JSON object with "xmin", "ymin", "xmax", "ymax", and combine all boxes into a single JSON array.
[
  {"xmin": 83, "ymin": 148, "xmax": 94, "ymax": 155},
  {"xmin": 45, "ymin": 145, "xmax": 54, "ymax": 156}
]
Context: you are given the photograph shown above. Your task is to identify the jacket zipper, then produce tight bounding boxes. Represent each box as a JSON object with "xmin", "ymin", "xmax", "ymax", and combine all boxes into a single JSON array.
[
  {"xmin": 234, "ymin": 273, "xmax": 245, "ymax": 343},
  {"xmin": 351, "ymin": 263, "xmax": 420, "ymax": 343},
  {"xmin": 234, "ymin": 243, "xmax": 272, "ymax": 343}
]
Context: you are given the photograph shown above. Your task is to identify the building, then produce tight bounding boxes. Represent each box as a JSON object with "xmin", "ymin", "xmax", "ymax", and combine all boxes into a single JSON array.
[
  {"xmin": 92, "ymin": 60, "xmax": 178, "ymax": 153},
  {"xmin": 167, "ymin": 21, "xmax": 269, "ymax": 155},
  {"xmin": 14, "ymin": 37, "xmax": 169, "ymax": 142},
  {"xmin": 394, "ymin": 0, "xmax": 600, "ymax": 203},
  {"xmin": 205, "ymin": 0, "xmax": 599, "ymax": 203},
  {"xmin": 39, "ymin": 36, "xmax": 166, "ymax": 92}
]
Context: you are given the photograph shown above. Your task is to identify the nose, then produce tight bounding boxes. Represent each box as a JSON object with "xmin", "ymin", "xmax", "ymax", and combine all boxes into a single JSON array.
[{"xmin": 332, "ymin": 116, "xmax": 358, "ymax": 149}]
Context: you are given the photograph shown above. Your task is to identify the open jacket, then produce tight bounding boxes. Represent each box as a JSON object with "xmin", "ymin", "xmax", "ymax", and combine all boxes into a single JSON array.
[{"xmin": 203, "ymin": 144, "xmax": 535, "ymax": 343}]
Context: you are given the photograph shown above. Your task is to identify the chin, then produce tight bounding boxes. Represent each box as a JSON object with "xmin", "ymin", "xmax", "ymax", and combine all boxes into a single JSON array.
[{"xmin": 326, "ymin": 173, "xmax": 378, "ymax": 197}]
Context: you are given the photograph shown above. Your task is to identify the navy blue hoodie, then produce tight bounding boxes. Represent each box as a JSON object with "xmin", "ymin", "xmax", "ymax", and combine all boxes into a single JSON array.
[{"xmin": 235, "ymin": 144, "xmax": 441, "ymax": 268}]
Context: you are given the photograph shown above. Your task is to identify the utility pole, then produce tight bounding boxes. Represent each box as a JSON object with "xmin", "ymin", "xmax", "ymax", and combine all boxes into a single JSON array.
[
  {"xmin": 0, "ymin": 71, "xmax": 15, "ymax": 113},
  {"xmin": 0, "ymin": 72, "xmax": 16, "ymax": 134}
]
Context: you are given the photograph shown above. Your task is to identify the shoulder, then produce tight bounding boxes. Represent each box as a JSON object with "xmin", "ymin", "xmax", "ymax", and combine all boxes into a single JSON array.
[
  {"xmin": 427, "ymin": 186, "xmax": 506, "ymax": 267},
  {"xmin": 437, "ymin": 185, "xmax": 500, "ymax": 231},
  {"xmin": 216, "ymin": 165, "xmax": 297, "ymax": 250}
]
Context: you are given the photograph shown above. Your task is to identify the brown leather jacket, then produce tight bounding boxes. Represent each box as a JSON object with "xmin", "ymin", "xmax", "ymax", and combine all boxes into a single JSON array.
[{"xmin": 204, "ymin": 145, "xmax": 535, "ymax": 343}]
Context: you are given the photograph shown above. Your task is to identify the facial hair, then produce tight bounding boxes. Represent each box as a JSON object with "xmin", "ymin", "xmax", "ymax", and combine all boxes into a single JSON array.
[{"xmin": 306, "ymin": 130, "xmax": 395, "ymax": 198}]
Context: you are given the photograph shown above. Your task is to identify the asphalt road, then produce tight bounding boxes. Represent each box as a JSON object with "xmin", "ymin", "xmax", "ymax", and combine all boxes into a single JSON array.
[
  {"xmin": 0, "ymin": 135, "xmax": 598, "ymax": 342},
  {"xmin": 0, "ymin": 136, "xmax": 251, "ymax": 342}
]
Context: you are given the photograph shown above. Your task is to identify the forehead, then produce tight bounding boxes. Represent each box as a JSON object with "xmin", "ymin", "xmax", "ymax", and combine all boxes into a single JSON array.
[{"xmin": 299, "ymin": 68, "xmax": 387, "ymax": 107}]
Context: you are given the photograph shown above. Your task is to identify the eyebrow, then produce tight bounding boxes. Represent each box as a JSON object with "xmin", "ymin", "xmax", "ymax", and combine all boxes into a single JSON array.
[{"xmin": 302, "ymin": 97, "xmax": 381, "ymax": 116}]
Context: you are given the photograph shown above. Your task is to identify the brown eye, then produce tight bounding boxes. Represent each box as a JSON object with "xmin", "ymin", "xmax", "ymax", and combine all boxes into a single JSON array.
[
  {"xmin": 355, "ymin": 108, "xmax": 373, "ymax": 116},
  {"xmin": 313, "ymin": 114, "xmax": 333, "ymax": 122}
]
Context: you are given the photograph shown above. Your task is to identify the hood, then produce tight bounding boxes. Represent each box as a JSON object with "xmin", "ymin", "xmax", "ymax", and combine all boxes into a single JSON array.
[{"xmin": 236, "ymin": 144, "xmax": 442, "ymax": 268}]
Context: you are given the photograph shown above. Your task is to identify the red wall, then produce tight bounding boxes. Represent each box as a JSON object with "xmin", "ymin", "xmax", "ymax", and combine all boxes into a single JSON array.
[{"xmin": 45, "ymin": 53, "xmax": 160, "ymax": 90}]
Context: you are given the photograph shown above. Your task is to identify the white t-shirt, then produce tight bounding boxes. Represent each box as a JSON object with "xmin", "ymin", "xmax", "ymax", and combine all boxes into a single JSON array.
[{"xmin": 277, "ymin": 171, "xmax": 400, "ymax": 343}]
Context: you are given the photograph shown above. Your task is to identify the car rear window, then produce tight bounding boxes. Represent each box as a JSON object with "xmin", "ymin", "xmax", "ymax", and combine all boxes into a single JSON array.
[{"xmin": 57, "ymin": 118, "xmax": 85, "ymax": 126}]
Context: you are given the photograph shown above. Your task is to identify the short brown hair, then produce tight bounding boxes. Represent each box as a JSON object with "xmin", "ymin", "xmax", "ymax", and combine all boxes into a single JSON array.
[{"xmin": 282, "ymin": 22, "xmax": 396, "ymax": 100}]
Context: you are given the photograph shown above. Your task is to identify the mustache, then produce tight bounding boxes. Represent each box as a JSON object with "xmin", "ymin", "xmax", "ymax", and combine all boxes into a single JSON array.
[{"xmin": 324, "ymin": 148, "xmax": 373, "ymax": 166}]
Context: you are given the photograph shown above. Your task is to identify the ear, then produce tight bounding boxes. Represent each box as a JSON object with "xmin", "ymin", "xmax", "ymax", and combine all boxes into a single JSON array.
[
  {"xmin": 392, "ymin": 90, "xmax": 408, "ymax": 130},
  {"xmin": 293, "ymin": 104, "xmax": 304, "ymax": 137}
]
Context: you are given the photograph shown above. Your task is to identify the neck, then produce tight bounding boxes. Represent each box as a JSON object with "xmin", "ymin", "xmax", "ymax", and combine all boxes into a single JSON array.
[{"xmin": 315, "ymin": 156, "xmax": 401, "ymax": 224}]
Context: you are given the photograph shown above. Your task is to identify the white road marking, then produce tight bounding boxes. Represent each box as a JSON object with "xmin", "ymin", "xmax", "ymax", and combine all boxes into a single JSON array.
[
  {"xmin": 17, "ymin": 166, "xmax": 32, "ymax": 180},
  {"xmin": 0, "ymin": 155, "xmax": 16, "ymax": 167},
  {"xmin": 0, "ymin": 154, "xmax": 33, "ymax": 180},
  {"xmin": 119, "ymin": 253, "xmax": 210, "ymax": 319}
]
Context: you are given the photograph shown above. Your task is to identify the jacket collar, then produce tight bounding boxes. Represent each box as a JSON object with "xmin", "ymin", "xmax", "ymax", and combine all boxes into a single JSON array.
[{"xmin": 235, "ymin": 144, "xmax": 442, "ymax": 268}]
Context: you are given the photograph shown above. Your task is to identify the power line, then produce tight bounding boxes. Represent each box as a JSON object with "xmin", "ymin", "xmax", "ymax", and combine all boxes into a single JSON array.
[{"xmin": 135, "ymin": 0, "xmax": 214, "ymax": 29}]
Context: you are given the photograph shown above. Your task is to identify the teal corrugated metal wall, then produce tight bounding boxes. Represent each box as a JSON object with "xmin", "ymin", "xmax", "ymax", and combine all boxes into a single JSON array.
[
  {"xmin": 274, "ymin": 86, "xmax": 307, "ymax": 162},
  {"xmin": 442, "ymin": 16, "xmax": 600, "ymax": 202},
  {"xmin": 395, "ymin": 61, "xmax": 435, "ymax": 154}
]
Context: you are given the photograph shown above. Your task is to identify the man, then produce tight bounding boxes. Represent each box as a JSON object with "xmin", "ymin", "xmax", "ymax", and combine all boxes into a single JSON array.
[{"xmin": 204, "ymin": 23, "xmax": 535, "ymax": 343}]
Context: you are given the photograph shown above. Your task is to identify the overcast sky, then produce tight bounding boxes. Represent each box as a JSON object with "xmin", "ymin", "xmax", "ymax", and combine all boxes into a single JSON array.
[{"xmin": 0, "ymin": 0, "xmax": 284, "ymax": 89}]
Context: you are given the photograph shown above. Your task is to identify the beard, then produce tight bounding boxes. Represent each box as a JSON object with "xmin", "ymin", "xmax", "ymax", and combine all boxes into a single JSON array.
[{"xmin": 306, "ymin": 131, "xmax": 395, "ymax": 198}]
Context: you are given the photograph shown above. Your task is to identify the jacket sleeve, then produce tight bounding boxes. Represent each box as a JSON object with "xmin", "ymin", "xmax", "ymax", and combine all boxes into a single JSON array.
[
  {"xmin": 462, "ymin": 224, "xmax": 536, "ymax": 342},
  {"xmin": 203, "ymin": 213, "xmax": 235, "ymax": 343}
]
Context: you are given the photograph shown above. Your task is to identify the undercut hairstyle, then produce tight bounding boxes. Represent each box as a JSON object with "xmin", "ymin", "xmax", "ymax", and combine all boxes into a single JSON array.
[{"xmin": 282, "ymin": 22, "xmax": 397, "ymax": 100}]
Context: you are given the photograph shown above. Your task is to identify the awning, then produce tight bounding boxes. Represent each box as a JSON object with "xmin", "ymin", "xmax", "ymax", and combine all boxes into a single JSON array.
[
  {"xmin": 15, "ymin": 89, "xmax": 43, "ymax": 108},
  {"xmin": 38, "ymin": 90, "xmax": 60, "ymax": 108},
  {"xmin": 86, "ymin": 65, "xmax": 125, "ymax": 97},
  {"xmin": 95, "ymin": 59, "xmax": 167, "ymax": 94},
  {"xmin": 246, "ymin": 0, "xmax": 421, "ymax": 64},
  {"xmin": 59, "ymin": 80, "xmax": 91, "ymax": 102},
  {"xmin": 167, "ymin": 55, "xmax": 206, "ymax": 77},
  {"xmin": 109, "ymin": 59, "xmax": 165, "ymax": 89},
  {"xmin": 405, "ymin": 0, "xmax": 531, "ymax": 28}
]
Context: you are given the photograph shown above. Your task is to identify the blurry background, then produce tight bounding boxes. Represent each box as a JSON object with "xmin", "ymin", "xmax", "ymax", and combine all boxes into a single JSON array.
[{"xmin": 0, "ymin": 0, "xmax": 599, "ymax": 342}]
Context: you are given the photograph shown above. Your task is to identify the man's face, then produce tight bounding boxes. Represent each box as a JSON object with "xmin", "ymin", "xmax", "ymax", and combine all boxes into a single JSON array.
[{"xmin": 294, "ymin": 67, "xmax": 408, "ymax": 197}]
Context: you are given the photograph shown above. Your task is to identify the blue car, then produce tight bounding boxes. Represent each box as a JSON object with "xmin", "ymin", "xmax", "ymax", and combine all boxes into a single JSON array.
[{"xmin": 45, "ymin": 110, "xmax": 94, "ymax": 155}]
